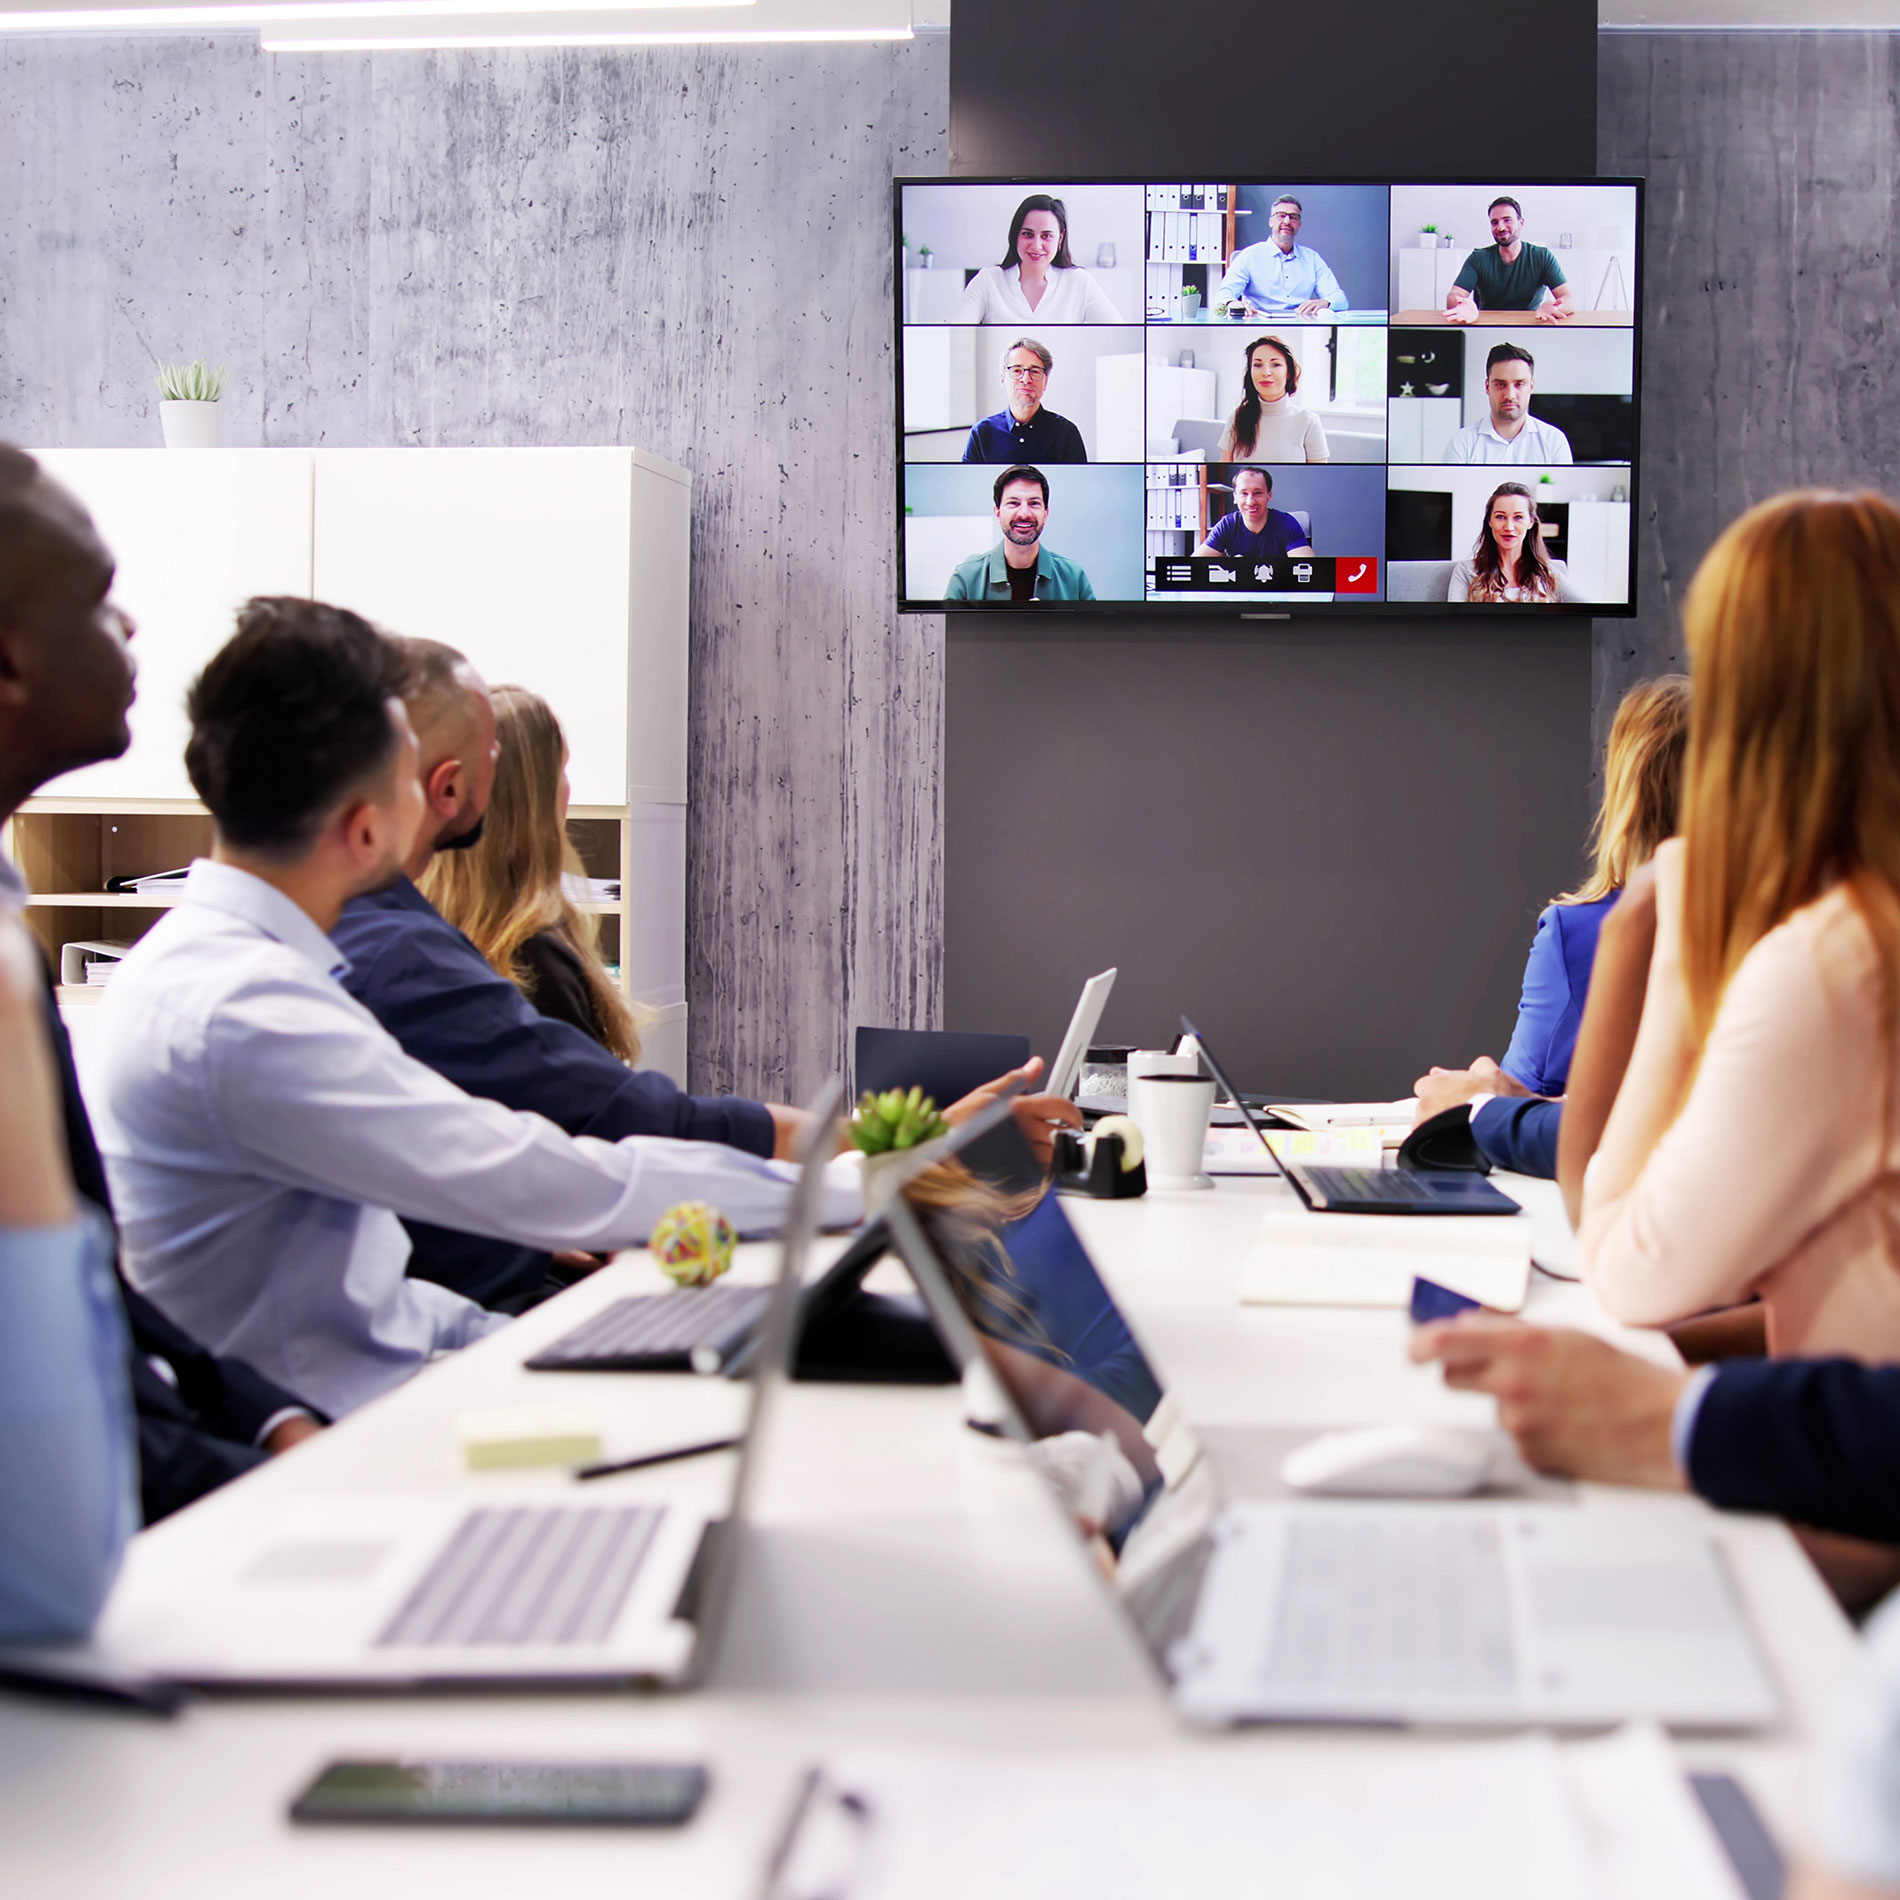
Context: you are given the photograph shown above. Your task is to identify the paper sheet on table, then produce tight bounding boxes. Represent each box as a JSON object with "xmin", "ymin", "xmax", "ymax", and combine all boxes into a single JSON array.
[
  {"xmin": 1267, "ymin": 1099, "xmax": 1418, "ymax": 1147},
  {"xmin": 1203, "ymin": 1125, "xmax": 1382, "ymax": 1174},
  {"xmin": 763, "ymin": 1724, "xmax": 1744, "ymax": 1900},
  {"xmin": 1238, "ymin": 1205, "xmax": 1532, "ymax": 1310}
]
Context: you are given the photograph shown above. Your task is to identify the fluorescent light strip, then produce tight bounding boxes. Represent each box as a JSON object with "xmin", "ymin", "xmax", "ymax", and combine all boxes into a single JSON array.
[
  {"xmin": 261, "ymin": 20, "xmax": 906, "ymax": 41},
  {"xmin": 0, "ymin": 0, "xmax": 748, "ymax": 28}
]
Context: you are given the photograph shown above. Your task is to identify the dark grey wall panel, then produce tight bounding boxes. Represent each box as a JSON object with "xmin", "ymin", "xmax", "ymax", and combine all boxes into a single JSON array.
[
  {"xmin": 946, "ymin": 624, "xmax": 1591, "ymax": 1101},
  {"xmin": 0, "ymin": 35, "xmax": 949, "ymax": 1105},
  {"xmin": 1596, "ymin": 31, "xmax": 1900, "ymax": 751},
  {"xmin": 951, "ymin": 0, "xmax": 1595, "ymax": 177},
  {"xmin": 942, "ymin": 0, "xmax": 1599, "ymax": 1101}
]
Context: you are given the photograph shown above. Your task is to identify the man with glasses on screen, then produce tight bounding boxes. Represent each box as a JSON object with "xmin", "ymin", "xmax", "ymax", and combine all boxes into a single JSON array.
[
  {"xmin": 961, "ymin": 338, "xmax": 1088, "ymax": 465},
  {"xmin": 1215, "ymin": 197, "xmax": 1349, "ymax": 319},
  {"xmin": 944, "ymin": 465, "xmax": 1096, "ymax": 603},
  {"xmin": 1443, "ymin": 343, "xmax": 1574, "ymax": 463},
  {"xmin": 1445, "ymin": 197, "xmax": 1577, "ymax": 325}
]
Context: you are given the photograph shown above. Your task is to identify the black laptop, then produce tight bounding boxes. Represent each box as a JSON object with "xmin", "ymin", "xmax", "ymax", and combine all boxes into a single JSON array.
[
  {"xmin": 1182, "ymin": 1017, "xmax": 1521, "ymax": 1216},
  {"xmin": 526, "ymin": 1084, "xmax": 1027, "ymax": 1376}
]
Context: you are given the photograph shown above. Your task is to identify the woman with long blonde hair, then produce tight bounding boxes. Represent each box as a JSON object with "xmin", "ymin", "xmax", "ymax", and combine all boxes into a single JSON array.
[
  {"xmin": 1413, "ymin": 673, "xmax": 1690, "ymax": 1152},
  {"xmin": 421, "ymin": 685, "xmax": 642, "ymax": 1065},
  {"xmin": 1580, "ymin": 490, "xmax": 1900, "ymax": 1358}
]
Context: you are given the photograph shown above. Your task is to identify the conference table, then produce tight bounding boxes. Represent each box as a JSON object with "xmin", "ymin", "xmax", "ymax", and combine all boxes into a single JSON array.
[{"xmin": 0, "ymin": 1171, "xmax": 1858, "ymax": 1897}]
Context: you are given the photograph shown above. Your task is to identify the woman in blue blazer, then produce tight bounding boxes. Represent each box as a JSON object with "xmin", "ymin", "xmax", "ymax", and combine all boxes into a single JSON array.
[{"xmin": 1415, "ymin": 674, "xmax": 1691, "ymax": 1174}]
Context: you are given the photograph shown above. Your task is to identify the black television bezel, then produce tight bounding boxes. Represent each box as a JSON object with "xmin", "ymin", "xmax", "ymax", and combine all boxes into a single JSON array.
[{"xmin": 891, "ymin": 172, "xmax": 1643, "ymax": 620}]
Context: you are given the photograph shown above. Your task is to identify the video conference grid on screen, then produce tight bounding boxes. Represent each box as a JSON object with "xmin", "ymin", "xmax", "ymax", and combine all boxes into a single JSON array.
[{"xmin": 896, "ymin": 177, "xmax": 1640, "ymax": 613}]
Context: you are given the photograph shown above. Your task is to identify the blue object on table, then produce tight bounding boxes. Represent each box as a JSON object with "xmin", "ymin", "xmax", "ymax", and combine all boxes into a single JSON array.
[{"xmin": 1409, "ymin": 1276, "xmax": 1481, "ymax": 1325}]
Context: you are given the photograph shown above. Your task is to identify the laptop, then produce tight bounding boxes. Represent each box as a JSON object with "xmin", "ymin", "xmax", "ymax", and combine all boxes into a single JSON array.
[
  {"xmin": 527, "ymin": 1078, "xmax": 1027, "ymax": 1378},
  {"xmin": 881, "ymin": 1153, "xmax": 1775, "ymax": 1729},
  {"xmin": 1043, "ymin": 966, "xmax": 1118, "ymax": 1103},
  {"xmin": 39, "ymin": 1088, "xmax": 849, "ymax": 1692},
  {"xmin": 1184, "ymin": 1016, "xmax": 1520, "ymax": 1215}
]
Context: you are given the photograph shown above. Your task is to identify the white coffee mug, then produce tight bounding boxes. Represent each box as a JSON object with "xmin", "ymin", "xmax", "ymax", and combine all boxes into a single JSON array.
[
  {"xmin": 1129, "ymin": 1073, "xmax": 1216, "ymax": 1190},
  {"xmin": 1127, "ymin": 1049, "xmax": 1199, "ymax": 1083}
]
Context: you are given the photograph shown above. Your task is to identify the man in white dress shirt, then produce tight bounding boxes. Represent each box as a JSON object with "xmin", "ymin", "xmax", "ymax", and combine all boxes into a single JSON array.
[
  {"xmin": 1442, "ymin": 343, "xmax": 1574, "ymax": 465},
  {"xmin": 87, "ymin": 598, "xmax": 861, "ymax": 1416}
]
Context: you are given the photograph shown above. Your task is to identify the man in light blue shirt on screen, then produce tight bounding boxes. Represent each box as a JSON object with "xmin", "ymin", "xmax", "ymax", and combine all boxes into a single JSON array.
[{"xmin": 1216, "ymin": 197, "xmax": 1349, "ymax": 317}]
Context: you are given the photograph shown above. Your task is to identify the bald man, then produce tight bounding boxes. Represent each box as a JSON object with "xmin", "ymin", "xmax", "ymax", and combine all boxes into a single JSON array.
[
  {"xmin": 331, "ymin": 640, "xmax": 1078, "ymax": 1311},
  {"xmin": 0, "ymin": 443, "xmax": 325, "ymax": 1521}
]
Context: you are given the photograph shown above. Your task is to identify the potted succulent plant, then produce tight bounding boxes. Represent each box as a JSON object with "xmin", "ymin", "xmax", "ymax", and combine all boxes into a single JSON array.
[
  {"xmin": 851, "ymin": 1086, "xmax": 950, "ymax": 1208},
  {"xmin": 917, "ymin": 243, "xmax": 934, "ymax": 270},
  {"xmin": 1419, "ymin": 223, "xmax": 1440, "ymax": 249},
  {"xmin": 1178, "ymin": 284, "xmax": 1202, "ymax": 318},
  {"xmin": 156, "ymin": 359, "xmax": 228, "ymax": 448}
]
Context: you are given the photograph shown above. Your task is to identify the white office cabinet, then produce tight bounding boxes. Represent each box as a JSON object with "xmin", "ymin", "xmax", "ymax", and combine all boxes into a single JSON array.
[
  {"xmin": 1096, "ymin": 353, "xmax": 1147, "ymax": 462},
  {"xmin": 35, "ymin": 450, "xmax": 316, "ymax": 802},
  {"xmin": 902, "ymin": 327, "xmax": 977, "ymax": 433},
  {"xmin": 1566, "ymin": 500, "xmax": 1632, "ymax": 605},
  {"xmin": 313, "ymin": 448, "xmax": 686, "ymax": 808},
  {"xmin": 1145, "ymin": 363, "xmax": 1218, "ymax": 454},
  {"xmin": 1386, "ymin": 397, "xmax": 1460, "ymax": 464},
  {"xmin": 903, "ymin": 269, "xmax": 965, "ymax": 324},
  {"xmin": 11, "ymin": 448, "xmax": 690, "ymax": 1058}
]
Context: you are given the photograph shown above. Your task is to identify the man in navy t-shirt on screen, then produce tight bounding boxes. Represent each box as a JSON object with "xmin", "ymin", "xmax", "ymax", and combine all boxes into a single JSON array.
[{"xmin": 1193, "ymin": 466, "xmax": 1313, "ymax": 563}]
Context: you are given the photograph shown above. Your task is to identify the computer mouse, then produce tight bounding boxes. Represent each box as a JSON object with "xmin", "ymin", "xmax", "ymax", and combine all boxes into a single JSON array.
[{"xmin": 1279, "ymin": 1423, "xmax": 1513, "ymax": 1498}]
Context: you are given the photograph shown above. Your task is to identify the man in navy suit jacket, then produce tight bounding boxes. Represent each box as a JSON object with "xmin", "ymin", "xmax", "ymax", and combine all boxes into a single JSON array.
[{"xmin": 1410, "ymin": 1318, "xmax": 1900, "ymax": 1545}]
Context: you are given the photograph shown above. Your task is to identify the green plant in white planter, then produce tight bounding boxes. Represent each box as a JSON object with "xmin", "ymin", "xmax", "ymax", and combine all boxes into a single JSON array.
[
  {"xmin": 156, "ymin": 359, "xmax": 228, "ymax": 448},
  {"xmin": 1179, "ymin": 285, "xmax": 1202, "ymax": 317}
]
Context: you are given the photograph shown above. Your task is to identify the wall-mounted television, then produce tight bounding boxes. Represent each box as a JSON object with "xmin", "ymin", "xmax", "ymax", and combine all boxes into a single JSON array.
[{"xmin": 894, "ymin": 176, "xmax": 1642, "ymax": 616}]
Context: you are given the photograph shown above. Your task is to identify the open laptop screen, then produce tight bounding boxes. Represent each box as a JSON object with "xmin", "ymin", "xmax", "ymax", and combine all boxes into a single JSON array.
[{"xmin": 891, "ymin": 1135, "xmax": 1197, "ymax": 1554}]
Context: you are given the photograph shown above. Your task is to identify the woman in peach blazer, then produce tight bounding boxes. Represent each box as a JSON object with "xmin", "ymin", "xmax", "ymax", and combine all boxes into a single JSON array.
[{"xmin": 1579, "ymin": 489, "xmax": 1900, "ymax": 1360}]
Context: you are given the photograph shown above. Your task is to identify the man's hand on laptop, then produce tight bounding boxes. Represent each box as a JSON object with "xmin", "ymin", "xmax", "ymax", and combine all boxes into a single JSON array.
[
  {"xmin": 945, "ymin": 1056, "xmax": 1083, "ymax": 1167},
  {"xmin": 1409, "ymin": 1317, "xmax": 1688, "ymax": 1489}
]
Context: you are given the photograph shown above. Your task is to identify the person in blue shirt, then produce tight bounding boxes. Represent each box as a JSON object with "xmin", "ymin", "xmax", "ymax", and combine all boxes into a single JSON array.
[
  {"xmin": 1412, "ymin": 674, "xmax": 1691, "ymax": 1176},
  {"xmin": 1192, "ymin": 466, "xmax": 1313, "ymax": 565},
  {"xmin": 0, "ymin": 913, "xmax": 138, "ymax": 1642},
  {"xmin": 960, "ymin": 338, "xmax": 1087, "ymax": 465},
  {"xmin": 1215, "ymin": 197, "xmax": 1349, "ymax": 318}
]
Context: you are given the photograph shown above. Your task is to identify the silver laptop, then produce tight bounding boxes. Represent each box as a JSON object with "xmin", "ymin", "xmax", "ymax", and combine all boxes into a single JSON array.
[
  {"xmin": 882, "ymin": 1169, "xmax": 1776, "ymax": 1729},
  {"xmin": 37, "ymin": 1086, "xmax": 847, "ymax": 1692},
  {"xmin": 1044, "ymin": 966, "xmax": 1118, "ymax": 1103}
]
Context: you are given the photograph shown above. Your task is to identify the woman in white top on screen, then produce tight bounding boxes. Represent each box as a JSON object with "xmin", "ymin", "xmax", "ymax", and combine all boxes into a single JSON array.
[
  {"xmin": 1449, "ymin": 481, "xmax": 1585, "ymax": 603},
  {"xmin": 1214, "ymin": 334, "xmax": 1329, "ymax": 463},
  {"xmin": 948, "ymin": 194, "xmax": 1125, "ymax": 325}
]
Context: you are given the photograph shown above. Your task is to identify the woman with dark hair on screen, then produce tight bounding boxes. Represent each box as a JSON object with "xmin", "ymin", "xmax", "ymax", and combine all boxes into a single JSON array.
[
  {"xmin": 1450, "ymin": 480, "xmax": 1586, "ymax": 602},
  {"xmin": 421, "ymin": 685, "xmax": 643, "ymax": 1064},
  {"xmin": 1215, "ymin": 334, "xmax": 1329, "ymax": 463},
  {"xmin": 950, "ymin": 193, "xmax": 1125, "ymax": 324}
]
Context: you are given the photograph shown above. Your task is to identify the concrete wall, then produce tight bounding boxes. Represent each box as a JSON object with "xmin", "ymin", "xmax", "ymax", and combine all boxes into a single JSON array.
[
  {"xmin": 0, "ymin": 34, "xmax": 949, "ymax": 1104},
  {"xmin": 1597, "ymin": 30, "xmax": 1900, "ymax": 749}
]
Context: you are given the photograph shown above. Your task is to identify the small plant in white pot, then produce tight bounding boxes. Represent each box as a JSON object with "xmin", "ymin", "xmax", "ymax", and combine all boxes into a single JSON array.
[{"xmin": 156, "ymin": 360, "xmax": 228, "ymax": 448}]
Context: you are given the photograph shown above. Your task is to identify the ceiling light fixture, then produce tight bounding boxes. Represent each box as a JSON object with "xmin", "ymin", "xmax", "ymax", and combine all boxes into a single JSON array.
[
  {"xmin": 0, "ymin": 0, "xmax": 749, "ymax": 26},
  {"xmin": 260, "ymin": 21, "xmax": 905, "ymax": 40}
]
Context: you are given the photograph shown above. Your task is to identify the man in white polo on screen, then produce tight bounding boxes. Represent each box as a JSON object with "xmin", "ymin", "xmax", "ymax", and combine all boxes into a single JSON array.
[{"xmin": 1443, "ymin": 343, "xmax": 1574, "ymax": 465}]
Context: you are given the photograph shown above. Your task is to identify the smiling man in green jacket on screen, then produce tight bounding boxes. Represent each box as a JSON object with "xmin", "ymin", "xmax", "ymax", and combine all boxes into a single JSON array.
[{"xmin": 944, "ymin": 465, "xmax": 1097, "ymax": 604}]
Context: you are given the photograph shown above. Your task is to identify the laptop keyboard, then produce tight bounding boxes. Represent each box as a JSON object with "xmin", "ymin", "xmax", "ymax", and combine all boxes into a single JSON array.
[
  {"xmin": 535, "ymin": 1283, "xmax": 770, "ymax": 1363},
  {"xmin": 1296, "ymin": 1165, "xmax": 1431, "ymax": 1204},
  {"xmin": 1258, "ymin": 1513, "xmax": 1518, "ymax": 1697},
  {"xmin": 377, "ymin": 1506, "xmax": 663, "ymax": 1648}
]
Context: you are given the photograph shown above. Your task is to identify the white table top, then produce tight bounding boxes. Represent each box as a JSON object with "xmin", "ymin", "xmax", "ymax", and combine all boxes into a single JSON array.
[{"xmin": 0, "ymin": 1173, "xmax": 1858, "ymax": 1896}]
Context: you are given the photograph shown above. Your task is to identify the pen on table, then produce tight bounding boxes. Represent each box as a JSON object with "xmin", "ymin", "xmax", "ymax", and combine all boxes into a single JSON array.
[{"xmin": 575, "ymin": 1435, "xmax": 743, "ymax": 1482}]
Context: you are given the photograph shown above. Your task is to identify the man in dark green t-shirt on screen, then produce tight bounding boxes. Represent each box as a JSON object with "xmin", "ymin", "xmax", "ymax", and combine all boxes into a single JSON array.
[{"xmin": 1445, "ymin": 195, "xmax": 1577, "ymax": 326}]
